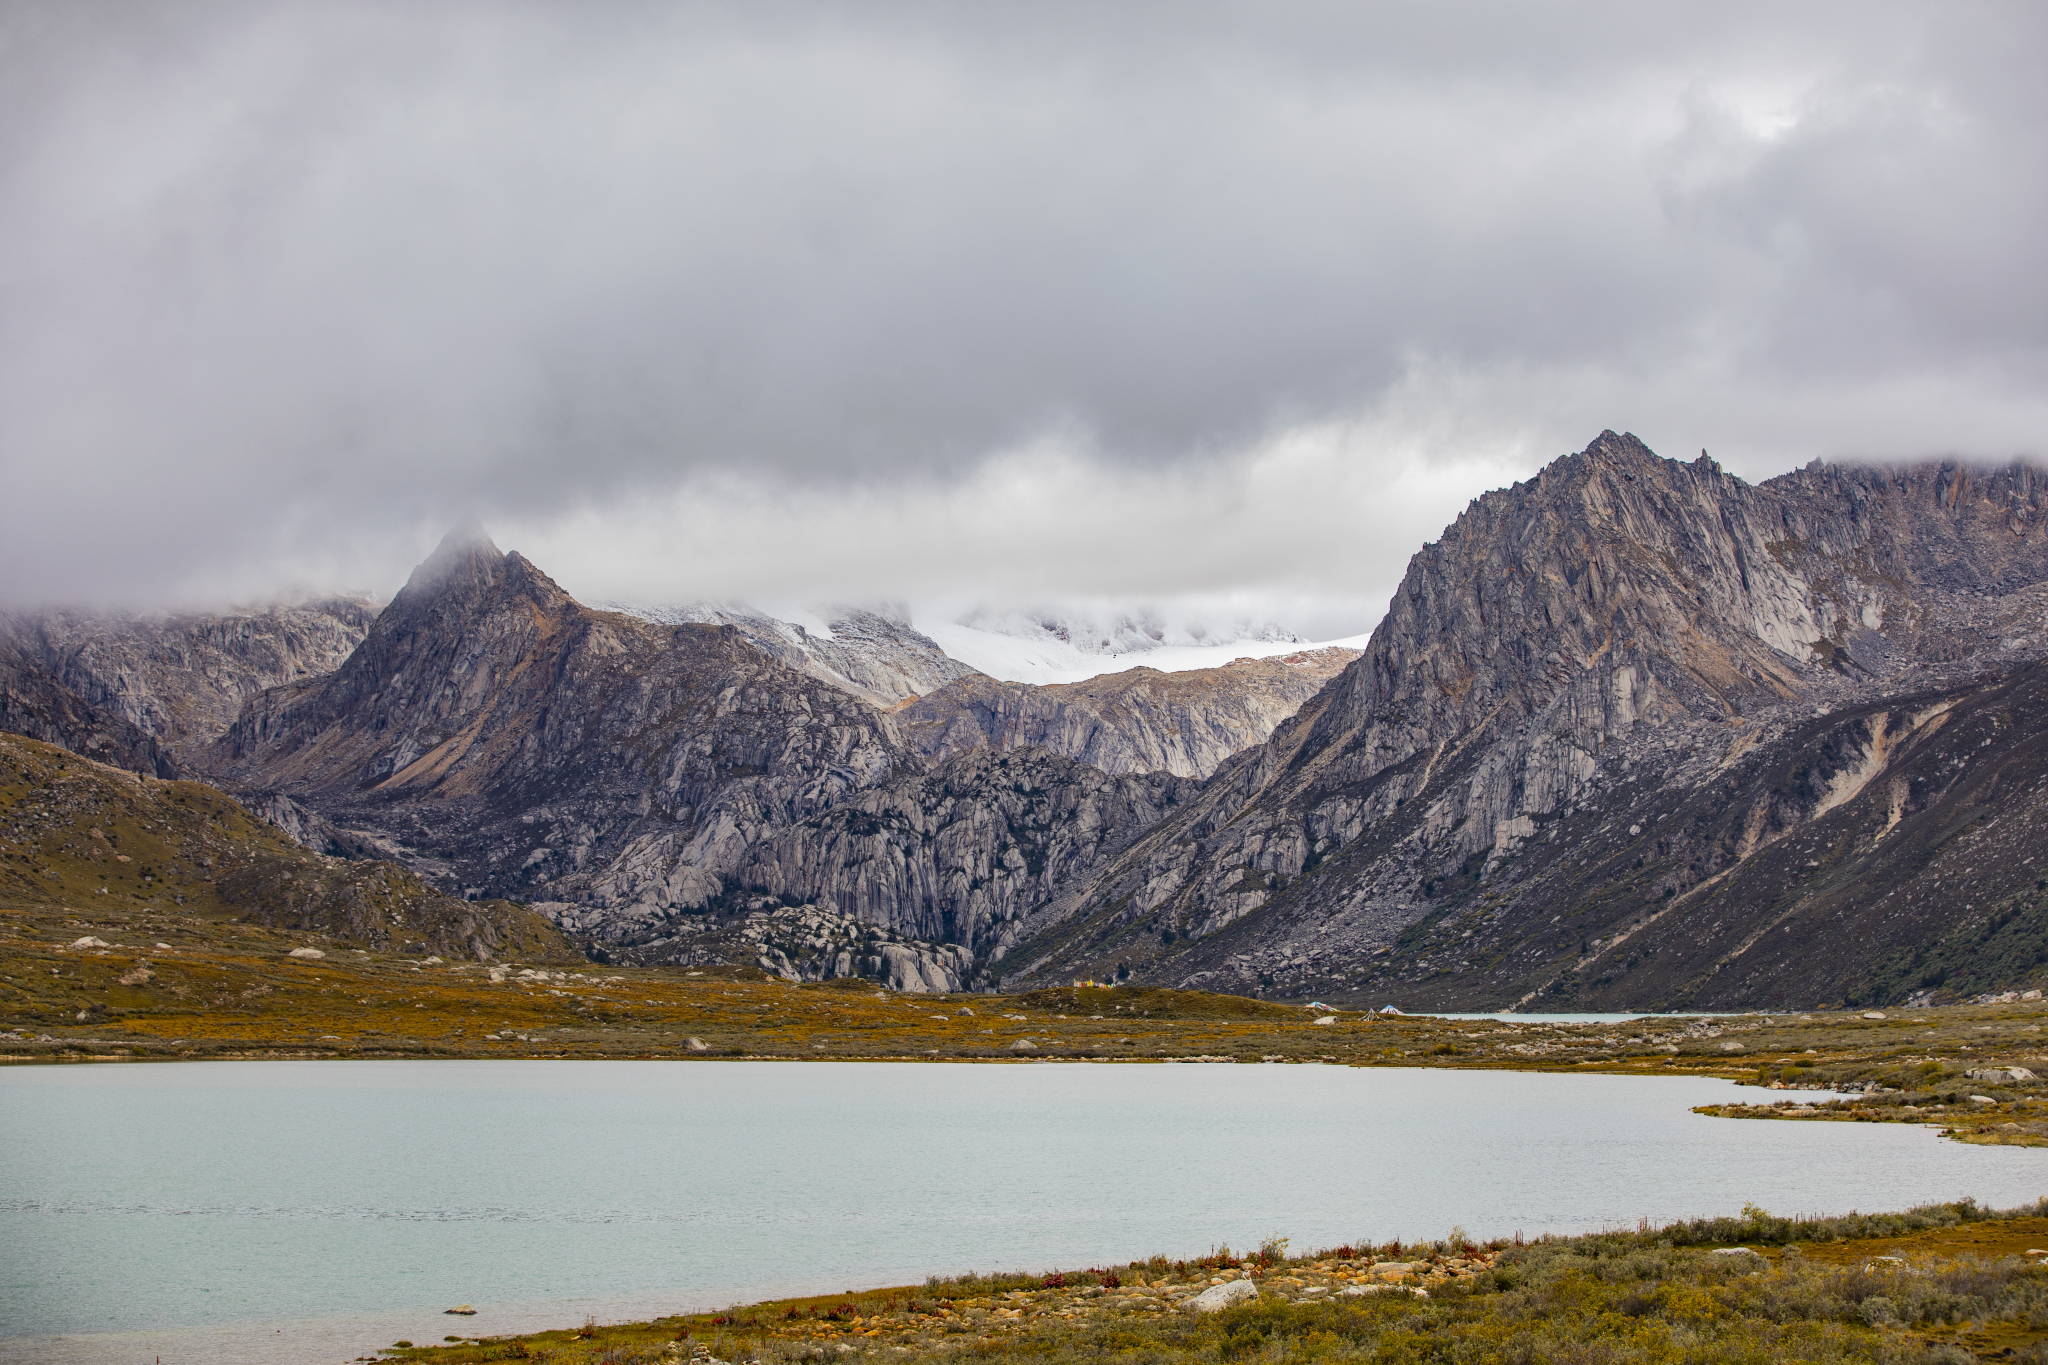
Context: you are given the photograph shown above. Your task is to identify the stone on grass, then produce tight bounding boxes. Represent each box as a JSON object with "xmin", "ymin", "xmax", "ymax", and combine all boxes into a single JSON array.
[
  {"xmin": 1011, "ymin": 1038, "xmax": 1037, "ymax": 1051},
  {"xmin": 288, "ymin": 947, "xmax": 326, "ymax": 959},
  {"xmin": 1186, "ymin": 1280, "xmax": 1259, "ymax": 1312}
]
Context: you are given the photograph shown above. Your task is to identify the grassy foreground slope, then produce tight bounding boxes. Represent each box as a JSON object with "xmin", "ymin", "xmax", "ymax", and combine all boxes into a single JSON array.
[{"xmin": 401, "ymin": 1202, "xmax": 2048, "ymax": 1365}]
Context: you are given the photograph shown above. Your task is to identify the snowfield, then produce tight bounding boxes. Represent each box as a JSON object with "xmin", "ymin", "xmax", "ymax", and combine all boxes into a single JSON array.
[{"xmin": 918, "ymin": 620, "xmax": 1373, "ymax": 685}]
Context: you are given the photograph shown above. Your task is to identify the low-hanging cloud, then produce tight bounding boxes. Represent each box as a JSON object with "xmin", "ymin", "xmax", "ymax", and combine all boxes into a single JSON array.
[{"xmin": 1, "ymin": 1, "xmax": 2043, "ymax": 628}]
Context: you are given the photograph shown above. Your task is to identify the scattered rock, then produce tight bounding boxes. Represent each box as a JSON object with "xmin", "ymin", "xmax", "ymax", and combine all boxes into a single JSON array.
[
  {"xmin": 288, "ymin": 947, "xmax": 326, "ymax": 959},
  {"xmin": 444, "ymin": 1305, "xmax": 477, "ymax": 1316},
  {"xmin": 1010, "ymin": 1038, "xmax": 1037, "ymax": 1051},
  {"xmin": 1186, "ymin": 1281, "xmax": 1259, "ymax": 1312},
  {"xmin": 1862, "ymin": 1012, "xmax": 1888, "ymax": 1021},
  {"xmin": 69, "ymin": 936, "xmax": 110, "ymax": 948}
]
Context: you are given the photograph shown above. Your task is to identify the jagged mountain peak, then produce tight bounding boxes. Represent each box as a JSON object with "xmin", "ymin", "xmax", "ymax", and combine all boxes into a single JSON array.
[
  {"xmin": 1000, "ymin": 431, "xmax": 2048, "ymax": 1007},
  {"xmin": 400, "ymin": 521, "xmax": 509, "ymax": 598},
  {"xmin": 386, "ymin": 531, "xmax": 574, "ymax": 632}
]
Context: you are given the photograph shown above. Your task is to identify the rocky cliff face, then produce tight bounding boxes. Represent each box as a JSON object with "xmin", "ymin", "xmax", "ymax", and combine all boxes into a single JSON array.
[
  {"xmin": 727, "ymin": 747, "xmax": 1195, "ymax": 957},
  {"xmin": 538, "ymin": 896, "xmax": 981, "ymax": 992},
  {"xmin": 0, "ymin": 637, "xmax": 180, "ymax": 778},
  {"xmin": 606, "ymin": 601, "xmax": 980, "ymax": 708},
  {"xmin": 1000, "ymin": 433, "xmax": 2048, "ymax": 1007},
  {"xmin": 2, "ymin": 599, "xmax": 376, "ymax": 757},
  {"xmin": 209, "ymin": 527, "xmax": 914, "ymax": 903},
  {"xmin": 901, "ymin": 649, "xmax": 1357, "ymax": 779}
]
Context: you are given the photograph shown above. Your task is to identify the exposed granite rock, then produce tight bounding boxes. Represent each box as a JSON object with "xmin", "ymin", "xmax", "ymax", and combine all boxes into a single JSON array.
[
  {"xmin": 206, "ymin": 530, "xmax": 1207, "ymax": 972},
  {"xmin": 1, "ymin": 598, "xmax": 376, "ymax": 755},
  {"xmin": 541, "ymin": 897, "xmax": 978, "ymax": 991},
  {"xmin": 901, "ymin": 648, "xmax": 1357, "ymax": 779},
  {"xmin": 723, "ymin": 747, "xmax": 1196, "ymax": 958},
  {"xmin": 233, "ymin": 790, "xmax": 390, "ymax": 861},
  {"xmin": 209, "ymin": 526, "xmax": 916, "ymax": 912},
  {"xmin": 0, "ymin": 636, "xmax": 180, "ymax": 778},
  {"xmin": 604, "ymin": 601, "xmax": 979, "ymax": 708},
  {"xmin": 1001, "ymin": 433, "xmax": 2048, "ymax": 1008}
]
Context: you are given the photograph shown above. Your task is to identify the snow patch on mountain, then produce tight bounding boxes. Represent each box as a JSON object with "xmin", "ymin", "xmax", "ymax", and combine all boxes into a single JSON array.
[
  {"xmin": 920, "ymin": 620, "xmax": 1373, "ymax": 686},
  {"xmin": 596, "ymin": 600, "xmax": 973, "ymax": 706},
  {"xmin": 601, "ymin": 596, "xmax": 1370, "ymax": 690}
]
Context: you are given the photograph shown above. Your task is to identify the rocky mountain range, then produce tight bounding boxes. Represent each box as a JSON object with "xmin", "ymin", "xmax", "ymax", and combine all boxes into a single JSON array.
[
  {"xmin": 600, "ymin": 601, "xmax": 980, "ymax": 709},
  {"xmin": 996, "ymin": 433, "xmax": 2048, "ymax": 1008},
  {"xmin": 1, "ymin": 599, "xmax": 376, "ymax": 752},
  {"xmin": 7, "ymin": 431, "xmax": 2048, "ymax": 1006},
  {"xmin": 901, "ymin": 649, "xmax": 1356, "ymax": 779}
]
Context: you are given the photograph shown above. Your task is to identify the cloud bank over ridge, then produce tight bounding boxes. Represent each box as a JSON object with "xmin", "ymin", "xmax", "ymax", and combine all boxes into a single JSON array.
[{"xmin": 1, "ymin": 1, "xmax": 2042, "ymax": 636}]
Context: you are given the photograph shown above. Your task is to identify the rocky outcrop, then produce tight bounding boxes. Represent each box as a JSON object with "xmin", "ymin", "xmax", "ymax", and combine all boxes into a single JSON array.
[
  {"xmin": 901, "ymin": 648, "xmax": 1357, "ymax": 778},
  {"xmin": 2, "ymin": 598, "xmax": 376, "ymax": 757},
  {"xmin": 541, "ymin": 897, "xmax": 980, "ymax": 991},
  {"xmin": 1000, "ymin": 433, "xmax": 2048, "ymax": 1008},
  {"xmin": 233, "ymin": 790, "xmax": 390, "ymax": 861},
  {"xmin": 726, "ymin": 747, "xmax": 1196, "ymax": 957},
  {"xmin": 217, "ymin": 856, "xmax": 575, "ymax": 964},
  {"xmin": 0, "ymin": 637, "xmax": 180, "ymax": 778},
  {"xmin": 605, "ymin": 601, "xmax": 979, "ymax": 708}
]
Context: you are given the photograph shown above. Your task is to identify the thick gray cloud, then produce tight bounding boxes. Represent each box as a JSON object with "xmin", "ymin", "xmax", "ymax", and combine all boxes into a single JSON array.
[{"xmin": 1, "ymin": 1, "xmax": 2042, "ymax": 630}]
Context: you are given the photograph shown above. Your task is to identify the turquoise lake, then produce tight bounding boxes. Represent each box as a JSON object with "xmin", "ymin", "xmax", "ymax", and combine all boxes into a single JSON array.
[{"xmin": 3, "ymin": 1060, "xmax": 2045, "ymax": 1364}]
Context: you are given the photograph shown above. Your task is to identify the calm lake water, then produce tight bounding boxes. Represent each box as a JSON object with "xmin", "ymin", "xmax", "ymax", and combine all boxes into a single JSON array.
[{"xmin": 3, "ymin": 1060, "xmax": 2045, "ymax": 1364}]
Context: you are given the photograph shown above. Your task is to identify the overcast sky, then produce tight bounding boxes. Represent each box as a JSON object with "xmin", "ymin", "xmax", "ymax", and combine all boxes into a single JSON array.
[{"xmin": 2, "ymin": 1, "xmax": 2043, "ymax": 638}]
